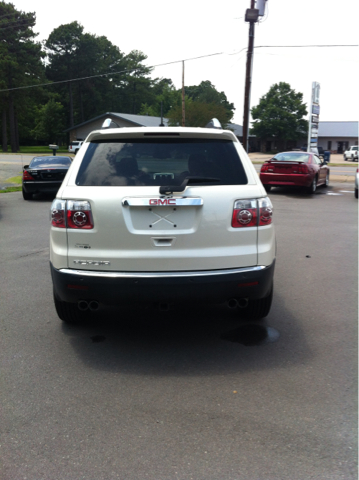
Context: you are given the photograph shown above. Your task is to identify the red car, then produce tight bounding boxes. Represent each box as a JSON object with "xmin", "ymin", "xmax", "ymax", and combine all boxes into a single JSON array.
[{"xmin": 260, "ymin": 151, "xmax": 330, "ymax": 194}]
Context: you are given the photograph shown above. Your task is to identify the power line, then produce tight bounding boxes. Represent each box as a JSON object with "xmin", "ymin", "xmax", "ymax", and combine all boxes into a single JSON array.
[
  {"xmin": 255, "ymin": 44, "xmax": 358, "ymax": 48},
  {"xmin": 0, "ymin": 53, "xmax": 224, "ymax": 93},
  {"xmin": 0, "ymin": 45, "xmax": 356, "ymax": 94}
]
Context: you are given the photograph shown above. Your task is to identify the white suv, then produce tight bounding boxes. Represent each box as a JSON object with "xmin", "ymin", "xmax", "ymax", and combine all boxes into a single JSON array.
[
  {"xmin": 50, "ymin": 121, "xmax": 276, "ymax": 323},
  {"xmin": 68, "ymin": 141, "xmax": 83, "ymax": 154}
]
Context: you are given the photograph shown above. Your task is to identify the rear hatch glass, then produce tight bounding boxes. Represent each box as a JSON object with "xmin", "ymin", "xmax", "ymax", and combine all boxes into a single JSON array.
[
  {"xmin": 29, "ymin": 157, "xmax": 71, "ymax": 180},
  {"xmin": 75, "ymin": 138, "xmax": 248, "ymax": 187},
  {"xmin": 270, "ymin": 152, "xmax": 310, "ymax": 172}
]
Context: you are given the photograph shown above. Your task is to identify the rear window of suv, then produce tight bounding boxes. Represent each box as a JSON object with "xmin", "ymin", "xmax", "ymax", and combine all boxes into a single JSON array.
[{"xmin": 75, "ymin": 138, "xmax": 247, "ymax": 187}]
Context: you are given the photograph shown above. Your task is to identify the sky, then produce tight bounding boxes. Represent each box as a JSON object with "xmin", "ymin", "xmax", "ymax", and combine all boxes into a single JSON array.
[{"xmin": 10, "ymin": 0, "xmax": 359, "ymax": 126}]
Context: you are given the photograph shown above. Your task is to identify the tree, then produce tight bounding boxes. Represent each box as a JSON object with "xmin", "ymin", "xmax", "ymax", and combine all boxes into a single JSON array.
[
  {"xmin": 116, "ymin": 50, "xmax": 154, "ymax": 115},
  {"xmin": 166, "ymin": 98, "xmax": 229, "ymax": 127},
  {"xmin": 184, "ymin": 81, "xmax": 235, "ymax": 124},
  {"xmin": 45, "ymin": 25, "xmax": 154, "ymax": 127},
  {"xmin": 31, "ymin": 97, "xmax": 65, "ymax": 144},
  {"xmin": 250, "ymin": 82, "xmax": 308, "ymax": 150},
  {"xmin": 139, "ymin": 80, "xmax": 181, "ymax": 117},
  {"xmin": 45, "ymin": 22, "xmax": 85, "ymax": 128},
  {"xmin": 0, "ymin": 1, "xmax": 45, "ymax": 151}
]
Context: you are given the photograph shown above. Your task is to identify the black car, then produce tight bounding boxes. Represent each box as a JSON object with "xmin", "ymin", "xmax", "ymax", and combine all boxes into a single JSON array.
[{"xmin": 22, "ymin": 156, "xmax": 72, "ymax": 200}]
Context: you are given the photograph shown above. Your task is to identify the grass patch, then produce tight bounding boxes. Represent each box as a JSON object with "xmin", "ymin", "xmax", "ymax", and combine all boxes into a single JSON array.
[
  {"xmin": 1, "ymin": 146, "xmax": 70, "ymax": 154},
  {"xmin": 6, "ymin": 176, "xmax": 22, "ymax": 184},
  {"xmin": 0, "ymin": 186, "xmax": 22, "ymax": 193},
  {"xmin": 19, "ymin": 146, "xmax": 69, "ymax": 154}
]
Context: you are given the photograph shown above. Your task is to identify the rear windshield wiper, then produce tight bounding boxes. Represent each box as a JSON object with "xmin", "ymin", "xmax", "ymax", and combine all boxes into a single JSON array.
[{"xmin": 159, "ymin": 176, "xmax": 220, "ymax": 195}]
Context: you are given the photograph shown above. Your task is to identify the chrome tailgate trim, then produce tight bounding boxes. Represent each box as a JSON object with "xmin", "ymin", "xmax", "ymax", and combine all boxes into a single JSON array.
[{"xmin": 59, "ymin": 266, "xmax": 265, "ymax": 279}]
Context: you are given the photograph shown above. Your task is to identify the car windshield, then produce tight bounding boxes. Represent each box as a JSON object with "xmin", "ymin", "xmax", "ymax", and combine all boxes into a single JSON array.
[
  {"xmin": 76, "ymin": 138, "xmax": 248, "ymax": 187},
  {"xmin": 30, "ymin": 157, "xmax": 72, "ymax": 168},
  {"xmin": 273, "ymin": 152, "xmax": 310, "ymax": 162}
]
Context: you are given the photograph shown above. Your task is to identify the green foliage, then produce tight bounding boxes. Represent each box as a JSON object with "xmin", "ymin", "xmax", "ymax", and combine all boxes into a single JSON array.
[
  {"xmin": 140, "ymin": 80, "xmax": 234, "ymax": 127},
  {"xmin": 0, "ymin": 1, "xmax": 46, "ymax": 151},
  {"xmin": 250, "ymin": 82, "xmax": 308, "ymax": 141},
  {"xmin": 0, "ymin": 7, "xmax": 237, "ymax": 147},
  {"xmin": 139, "ymin": 81, "xmax": 181, "ymax": 117},
  {"xmin": 31, "ymin": 97, "xmax": 65, "ymax": 143},
  {"xmin": 167, "ymin": 99, "xmax": 229, "ymax": 127},
  {"xmin": 184, "ymin": 81, "xmax": 235, "ymax": 124},
  {"xmin": 45, "ymin": 25, "xmax": 154, "ymax": 123}
]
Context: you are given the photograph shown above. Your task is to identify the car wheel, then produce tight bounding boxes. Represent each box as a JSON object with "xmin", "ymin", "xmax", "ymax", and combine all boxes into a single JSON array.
[
  {"xmin": 307, "ymin": 176, "xmax": 317, "ymax": 194},
  {"xmin": 344, "ymin": 156, "xmax": 347, "ymax": 161},
  {"xmin": 53, "ymin": 290, "xmax": 86, "ymax": 324},
  {"xmin": 355, "ymin": 188, "xmax": 358, "ymax": 199},
  {"xmin": 239, "ymin": 283, "xmax": 273, "ymax": 320},
  {"xmin": 324, "ymin": 172, "xmax": 330, "ymax": 187},
  {"xmin": 264, "ymin": 185, "xmax": 272, "ymax": 192},
  {"xmin": 22, "ymin": 187, "xmax": 33, "ymax": 200}
]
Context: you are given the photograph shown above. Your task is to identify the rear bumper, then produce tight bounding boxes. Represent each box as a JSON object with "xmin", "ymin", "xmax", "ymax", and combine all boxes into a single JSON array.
[
  {"xmin": 23, "ymin": 180, "xmax": 62, "ymax": 194},
  {"xmin": 260, "ymin": 173, "xmax": 312, "ymax": 187},
  {"xmin": 51, "ymin": 261, "xmax": 275, "ymax": 305}
]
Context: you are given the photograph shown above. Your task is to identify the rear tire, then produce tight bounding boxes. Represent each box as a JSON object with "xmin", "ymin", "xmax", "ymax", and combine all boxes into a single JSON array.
[
  {"xmin": 239, "ymin": 284, "xmax": 273, "ymax": 320},
  {"xmin": 264, "ymin": 185, "xmax": 272, "ymax": 192},
  {"xmin": 22, "ymin": 187, "xmax": 32, "ymax": 200},
  {"xmin": 53, "ymin": 290, "xmax": 86, "ymax": 324},
  {"xmin": 307, "ymin": 176, "xmax": 317, "ymax": 194},
  {"xmin": 324, "ymin": 172, "xmax": 329, "ymax": 187},
  {"xmin": 355, "ymin": 188, "xmax": 358, "ymax": 199}
]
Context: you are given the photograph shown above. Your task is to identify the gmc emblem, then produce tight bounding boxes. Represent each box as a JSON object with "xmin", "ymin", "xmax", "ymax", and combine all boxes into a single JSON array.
[{"xmin": 149, "ymin": 199, "xmax": 176, "ymax": 205}]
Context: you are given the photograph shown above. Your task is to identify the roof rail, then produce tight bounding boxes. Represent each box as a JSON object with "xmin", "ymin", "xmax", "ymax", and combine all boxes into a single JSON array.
[
  {"xmin": 205, "ymin": 118, "xmax": 222, "ymax": 129},
  {"xmin": 101, "ymin": 118, "xmax": 120, "ymax": 129}
]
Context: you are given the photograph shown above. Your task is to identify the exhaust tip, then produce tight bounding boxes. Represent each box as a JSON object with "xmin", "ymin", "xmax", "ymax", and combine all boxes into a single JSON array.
[
  {"xmin": 227, "ymin": 299, "xmax": 238, "ymax": 309},
  {"xmin": 88, "ymin": 301, "xmax": 99, "ymax": 311},
  {"xmin": 237, "ymin": 298, "xmax": 249, "ymax": 308},
  {"xmin": 227, "ymin": 298, "xmax": 249, "ymax": 309},
  {"xmin": 78, "ymin": 300, "xmax": 89, "ymax": 311}
]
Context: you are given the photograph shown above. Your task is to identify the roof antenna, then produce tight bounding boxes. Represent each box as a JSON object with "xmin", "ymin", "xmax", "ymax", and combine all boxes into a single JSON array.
[
  {"xmin": 205, "ymin": 118, "xmax": 222, "ymax": 129},
  {"xmin": 101, "ymin": 118, "xmax": 120, "ymax": 129}
]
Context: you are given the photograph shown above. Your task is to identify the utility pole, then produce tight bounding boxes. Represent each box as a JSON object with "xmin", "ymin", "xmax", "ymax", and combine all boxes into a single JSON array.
[
  {"xmin": 242, "ymin": 0, "xmax": 258, "ymax": 153},
  {"xmin": 182, "ymin": 61, "xmax": 185, "ymax": 127}
]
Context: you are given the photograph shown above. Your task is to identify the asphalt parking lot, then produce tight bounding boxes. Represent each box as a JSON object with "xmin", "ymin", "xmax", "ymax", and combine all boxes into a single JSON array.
[{"xmin": 0, "ymin": 181, "xmax": 357, "ymax": 480}]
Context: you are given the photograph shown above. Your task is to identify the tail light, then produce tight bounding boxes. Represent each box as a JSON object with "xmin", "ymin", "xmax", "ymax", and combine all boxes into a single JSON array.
[
  {"xmin": 51, "ymin": 199, "xmax": 94, "ymax": 229},
  {"xmin": 232, "ymin": 199, "xmax": 257, "ymax": 228},
  {"xmin": 258, "ymin": 197, "xmax": 273, "ymax": 226},
  {"xmin": 260, "ymin": 163, "xmax": 269, "ymax": 172},
  {"xmin": 297, "ymin": 164, "xmax": 309, "ymax": 174},
  {"xmin": 23, "ymin": 170, "xmax": 34, "ymax": 180},
  {"xmin": 51, "ymin": 199, "xmax": 66, "ymax": 228},
  {"xmin": 232, "ymin": 197, "xmax": 273, "ymax": 228},
  {"xmin": 67, "ymin": 201, "xmax": 94, "ymax": 229}
]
